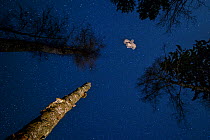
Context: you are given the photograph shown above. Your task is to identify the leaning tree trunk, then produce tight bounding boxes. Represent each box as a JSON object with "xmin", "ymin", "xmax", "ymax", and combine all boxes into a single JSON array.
[
  {"xmin": 0, "ymin": 38, "xmax": 84, "ymax": 55},
  {"xmin": 6, "ymin": 82, "xmax": 91, "ymax": 140}
]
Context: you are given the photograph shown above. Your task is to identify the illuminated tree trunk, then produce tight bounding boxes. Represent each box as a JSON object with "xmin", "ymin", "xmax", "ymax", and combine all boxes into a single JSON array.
[{"xmin": 6, "ymin": 82, "xmax": 91, "ymax": 140}]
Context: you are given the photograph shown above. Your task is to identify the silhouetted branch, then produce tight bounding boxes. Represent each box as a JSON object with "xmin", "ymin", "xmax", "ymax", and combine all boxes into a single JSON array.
[
  {"xmin": 111, "ymin": 0, "xmax": 206, "ymax": 31},
  {"xmin": 0, "ymin": 27, "xmax": 65, "ymax": 40},
  {"xmin": 0, "ymin": 5, "xmax": 105, "ymax": 69},
  {"xmin": 137, "ymin": 39, "xmax": 210, "ymax": 109}
]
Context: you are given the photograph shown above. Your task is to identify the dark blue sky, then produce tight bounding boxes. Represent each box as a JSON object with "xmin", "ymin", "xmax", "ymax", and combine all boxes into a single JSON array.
[{"xmin": 0, "ymin": 0, "xmax": 210, "ymax": 139}]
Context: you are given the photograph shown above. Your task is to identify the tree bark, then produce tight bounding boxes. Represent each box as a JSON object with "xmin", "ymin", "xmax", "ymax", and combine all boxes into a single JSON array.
[{"xmin": 6, "ymin": 82, "xmax": 91, "ymax": 140}]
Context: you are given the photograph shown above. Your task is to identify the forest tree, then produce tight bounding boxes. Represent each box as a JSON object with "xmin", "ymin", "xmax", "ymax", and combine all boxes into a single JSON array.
[
  {"xmin": 0, "ymin": 5, "xmax": 105, "ymax": 68},
  {"xmin": 111, "ymin": 0, "xmax": 206, "ymax": 31},
  {"xmin": 138, "ymin": 39, "xmax": 210, "ymax": 102},
  {"xmin": 6, "ymin": 83, "xmax": 91, "ymax": 140}
]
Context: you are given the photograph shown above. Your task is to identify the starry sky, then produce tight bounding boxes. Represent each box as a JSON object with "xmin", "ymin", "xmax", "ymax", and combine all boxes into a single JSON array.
[{"xmin": 0, "ymin": 0, "xmax": 210, "ymax": 139}]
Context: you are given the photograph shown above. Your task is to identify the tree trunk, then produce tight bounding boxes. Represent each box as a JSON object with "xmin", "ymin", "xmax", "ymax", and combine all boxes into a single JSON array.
[
  {"xmin": 0, "ymin": 38, "xmax": 82, "ymax": 55},
  {"xmin": 6, "ymin": 82, "xmax": 91, "ymax": 140}
]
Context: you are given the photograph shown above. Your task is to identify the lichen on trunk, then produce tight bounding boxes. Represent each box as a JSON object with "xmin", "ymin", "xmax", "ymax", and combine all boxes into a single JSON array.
[{"xmin": 6, "ymin": 82, "xmax": 91, "ymax": 140}]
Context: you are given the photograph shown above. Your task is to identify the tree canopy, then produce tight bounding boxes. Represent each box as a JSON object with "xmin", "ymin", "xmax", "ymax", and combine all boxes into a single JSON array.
[
  {"xmin": 0, "ymin": 7, "xmax": 69, "ymax": 46},
  {"xmin": 138, "ymin": 39, "xmax": 210, "ymax": 102},
  {"xmin": 111, "ymin": 0, "xmax": 206, "ymax": 31},
  {"xmin": 137, "ymin": 39, "xmax": 210, "ymax": 122},
  {"xmin": 0, "ymin": 5, "xmax": 105, "ymax": 69}
]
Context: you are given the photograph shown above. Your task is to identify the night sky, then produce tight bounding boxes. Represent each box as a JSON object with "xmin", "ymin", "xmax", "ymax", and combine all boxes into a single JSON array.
[{"xmin": 0, "ymin": 0, "xmax": 210, "ymax": 140}]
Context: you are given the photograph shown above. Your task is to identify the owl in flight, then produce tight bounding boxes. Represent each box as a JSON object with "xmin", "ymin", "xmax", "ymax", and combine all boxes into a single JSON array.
[{"xmin": 124, "ymin": 39, "xmax": 136, "ymax": 50}]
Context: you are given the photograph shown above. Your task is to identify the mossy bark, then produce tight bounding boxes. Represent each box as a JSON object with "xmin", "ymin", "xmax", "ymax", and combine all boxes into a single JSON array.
[{"xmin": 6, "ymin": 82, "xmax": 91, "ymax": 140}]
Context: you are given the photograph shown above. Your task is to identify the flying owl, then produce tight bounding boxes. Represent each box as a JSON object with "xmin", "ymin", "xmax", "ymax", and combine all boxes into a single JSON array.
[{"xmin": 124, "ymin": 39, "xmax": 136, "ymax": 50}]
